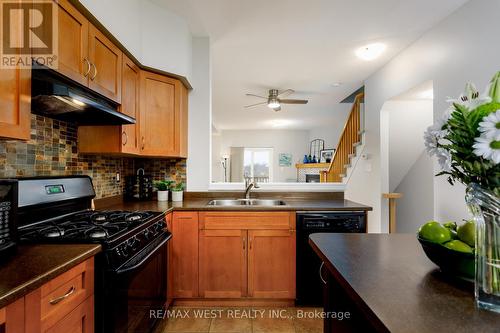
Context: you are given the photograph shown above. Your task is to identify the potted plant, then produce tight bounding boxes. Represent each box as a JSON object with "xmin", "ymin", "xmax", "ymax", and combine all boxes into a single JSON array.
[
  {"xmin": 424, "ymin": 72, "xmax": 500, "ymax": 312},
  {"xmin": 171, "ymin": 182, "xmax": 184, "ymax": 202},
  {"xmin": 154, "ymin": 180, "xmax": 174, "ymax": 202}
]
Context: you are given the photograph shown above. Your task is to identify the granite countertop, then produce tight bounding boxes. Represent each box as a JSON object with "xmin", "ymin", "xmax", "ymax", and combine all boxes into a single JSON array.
[
  {"xmin": 0, "ymin": 244, "xmax": 101, "ymax": 309},
  {"xmin": 95, "ymin": 196, "xmax": 372, "ymax": 213},
  {"xmin": 309, "ymin": 234, "xmax": 499, "ymax": 332}
]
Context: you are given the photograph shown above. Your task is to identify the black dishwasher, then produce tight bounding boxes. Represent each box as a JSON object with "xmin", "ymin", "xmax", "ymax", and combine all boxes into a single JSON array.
[{"xmin": 296, "ymin": 211, "xmax": 366, "ymax": 306}]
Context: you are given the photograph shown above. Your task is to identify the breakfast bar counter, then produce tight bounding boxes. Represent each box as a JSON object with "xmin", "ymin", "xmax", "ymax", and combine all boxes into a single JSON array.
[{"xmin": 309, "ymin": 233, "xmax": 499, "ymax": 333}]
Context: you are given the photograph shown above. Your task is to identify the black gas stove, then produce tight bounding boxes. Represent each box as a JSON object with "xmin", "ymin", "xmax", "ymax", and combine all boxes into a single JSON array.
[{"xmin": 16, "ymin": 176, "xmax": 170, "ymax": 333}]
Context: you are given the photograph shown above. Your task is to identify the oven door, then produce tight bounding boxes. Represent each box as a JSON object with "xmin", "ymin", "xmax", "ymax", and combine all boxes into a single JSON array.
[{"xmin": 101, "ymin": 232, "xmax": 171, "ymax": 333}]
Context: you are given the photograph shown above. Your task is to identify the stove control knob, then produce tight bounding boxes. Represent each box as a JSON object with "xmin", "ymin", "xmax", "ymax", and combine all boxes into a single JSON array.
[{"xmin": 144, "ymin": 229, "xmax": 152, "ymax": 239}]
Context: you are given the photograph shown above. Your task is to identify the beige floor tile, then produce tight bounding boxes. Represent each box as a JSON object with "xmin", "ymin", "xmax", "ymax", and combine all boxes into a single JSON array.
[
  {"xmin": 252, "ymin": 317, "xmax": 295, "ymax": 333},
  {"xmin": 210, "ymin": 317, "xmax": 252, "ymax": 332},
  {"xmin": 162, "ymin": 309, "xmax": 212, "ymax": 332}
]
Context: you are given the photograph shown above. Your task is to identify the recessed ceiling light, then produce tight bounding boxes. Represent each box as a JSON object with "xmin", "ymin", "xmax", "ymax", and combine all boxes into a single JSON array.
[
  {"xmin": 355, "ymin": 43, "xmax": 386, "ymax": 61},
  {"xmin": 332, "ymin": 82, "xmax": 342, "ymax": 87}
]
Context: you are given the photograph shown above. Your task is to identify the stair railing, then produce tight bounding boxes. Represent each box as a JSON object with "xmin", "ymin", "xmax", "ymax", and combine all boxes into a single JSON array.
[{"xmin": 320, "ymin": 93, "xmax": 364, "ymax": 183}]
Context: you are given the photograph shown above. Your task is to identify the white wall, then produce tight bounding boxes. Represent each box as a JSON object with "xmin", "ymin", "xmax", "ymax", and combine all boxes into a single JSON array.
[
  {"xmin": 212, "ymin": 130, "xmax": 310, "ymax": 183},
  {"xmin": 80, "ymin": 0, "xmax": 192, "ymax": 80},
  {"xmin": 383, "ymin": 100, "xmax": 433, "ymax": 191},
  {"xmin": 346, "ymin": 0, "xmax": 496, "ymax": 233},
  {"xmin": 395, "ymin": 151, "xmax": 435, "ymax": 233},
  {"xmin": 187, "ymin": 37, "xmax": 211, "ymax": 191}
]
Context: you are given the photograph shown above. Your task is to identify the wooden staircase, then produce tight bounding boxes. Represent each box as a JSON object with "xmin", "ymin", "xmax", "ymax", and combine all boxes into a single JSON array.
[{"xmin": 320, "ymin": 93, "xmax": 364, "ymax": 183}]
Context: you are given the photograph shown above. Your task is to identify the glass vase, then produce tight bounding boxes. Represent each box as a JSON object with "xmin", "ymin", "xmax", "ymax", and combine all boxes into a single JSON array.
[{"xmin": 466, "ymin": 183, "xmax": 500, "ymax": 313}]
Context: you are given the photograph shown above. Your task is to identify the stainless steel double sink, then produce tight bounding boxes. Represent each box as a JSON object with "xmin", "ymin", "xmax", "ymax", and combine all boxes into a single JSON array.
[{"xmin": 206, "ymin": 199, "xmax": 287, "ymax": 207}]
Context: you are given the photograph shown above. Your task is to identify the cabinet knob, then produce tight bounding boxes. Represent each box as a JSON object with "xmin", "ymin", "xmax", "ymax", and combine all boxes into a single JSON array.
[
  {"xmin": 122, "ymin": 131, "xmax": 128, "ymax": 146},
  {"xmin": 83, "ymin": 58, "xmax": 91, "ymax": 77}
]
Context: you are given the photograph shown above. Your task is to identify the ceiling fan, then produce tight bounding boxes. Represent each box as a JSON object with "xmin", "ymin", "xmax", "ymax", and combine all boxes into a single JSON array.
[{"xmin": 245, "ymin": 89, "xmax": 308, "ymax": 111}]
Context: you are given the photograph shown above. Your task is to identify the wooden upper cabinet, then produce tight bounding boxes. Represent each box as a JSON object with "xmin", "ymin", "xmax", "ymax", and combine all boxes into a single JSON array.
[
  {"xmin": 0, "ymin": 68, "xmax": 31, "ymax": 140},
  {"xmin": 55, "ymin": 0, "xmax": 89, "ymax": 86},
  {"xmin": 88, "ymin": 24, "xmax": 122, "ymax": 103},
  {"xmin": 199, "ymin": 229, "xmax": 248, "ymax": 298},
  {"xmin": 248, "ymin": 230, "xmax": 296, "ymax": 299},
  {"xmin": 140, "ymin": 71, "xmax": 180, "ymax": 156},
  {"xmin": 119, "ymin": 55, "xmax": 140, "ymax": 154}
]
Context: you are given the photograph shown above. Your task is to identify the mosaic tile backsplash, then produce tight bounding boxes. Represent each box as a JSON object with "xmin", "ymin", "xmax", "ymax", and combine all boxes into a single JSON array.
[{"xmin": 0, "ymin": 115, "xmax": 186, "ymax": 199}]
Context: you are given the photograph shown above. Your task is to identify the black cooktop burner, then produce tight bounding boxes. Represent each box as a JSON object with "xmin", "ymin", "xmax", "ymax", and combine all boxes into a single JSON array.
[{"xmin": 19, "ymin": 210, "xmax": 159, "ymax": 243}]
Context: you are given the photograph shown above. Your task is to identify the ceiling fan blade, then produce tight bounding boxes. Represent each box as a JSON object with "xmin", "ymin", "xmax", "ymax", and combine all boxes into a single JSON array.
[
  {"xmin": 277, "ymin": 89, "xmax": 294, "ymax": 98},
  {"xmin": 244, "ymin": 102, "xmax": 267, "ymax": 108},
  {"xmin": 279, "ymin": 99, "xmax": 308, "ymax": 104},
  {"xmin": 245, "ymin": 93, "xmax": 267, "ymax": 99}
]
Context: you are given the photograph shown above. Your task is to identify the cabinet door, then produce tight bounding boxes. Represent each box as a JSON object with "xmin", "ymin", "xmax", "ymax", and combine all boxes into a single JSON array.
[
  {"xmin": 120, "ymin": 55, "xmax": 140, "ymax": 154},
  {"xmin": 199, "ymin": 229, "xmax": 247, "ymax": 298},
  {"xmin": 0, "ymin": 67, "xmax": 31, "ymax": 140},
  {"xmin": 172, "ymin": 212, "xmax": 199, "ymax": 298},
  {"xmin": 55, "ymin": 0, "xmax": 89, "ymax": 86},
  {"xmin": 88, "ymin": 24, "xmax": 122, "ymax": 103},
  {"xmin": 45, "ymin": 296, "xmax": 94, "ymax": 333},
  {"xmin": 0, "ymin": 298, "xmax": 24, "ymax": 333},
  {"xmin": 248, "ymin": 230, "xmax": 296, "ymax": 299},
  {"xmin": 177, "ymin": 83, "xmax": 189, "ymax": 158},
  {"xmin": 139, "ymin": 71, "xmax": 180, "ymax": 157},
  {"xmin": 0, "ymin": 4, "xmax": 31, "ymax": 141}
]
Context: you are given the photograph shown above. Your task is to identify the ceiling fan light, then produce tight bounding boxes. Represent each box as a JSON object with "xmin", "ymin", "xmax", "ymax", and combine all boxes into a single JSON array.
[{"xmin": 268, "ymin": 97, "xmax": 280, "ymax": 109}]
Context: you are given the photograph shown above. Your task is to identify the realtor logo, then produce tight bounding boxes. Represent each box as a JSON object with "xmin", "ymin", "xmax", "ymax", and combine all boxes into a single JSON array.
[{"xmin": 1, "ymin": 0, "xmax": 58, "ymax": 68}]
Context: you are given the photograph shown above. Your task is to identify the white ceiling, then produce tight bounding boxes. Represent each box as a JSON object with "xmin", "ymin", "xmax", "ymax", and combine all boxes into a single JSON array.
[{"xmin": 153, "ymin": 0, "xmax": 468, "ymax": 130}]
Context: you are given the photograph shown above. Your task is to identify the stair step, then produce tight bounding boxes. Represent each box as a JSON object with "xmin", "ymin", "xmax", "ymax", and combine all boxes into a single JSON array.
[
  {"xmin": 353, "ymin": 142, "xmax": 362, "ymax": 147},
  {"xmin": 344, "ymin": 164, "xmax": 351, "ymax": 169},
  {"xmin": 358, "ymin": 129, "xmax": 365, "ymax": 135},
  {"xmin": 339, "ymin": 174, "xmax": 346, "ymax": 178},
  {"xmin": 348, "ymin": 154, "xmax": 355, "ymax": 159}
]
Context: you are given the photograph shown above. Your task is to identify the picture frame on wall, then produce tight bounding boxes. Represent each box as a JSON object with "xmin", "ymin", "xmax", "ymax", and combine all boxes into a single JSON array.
[
  {"xmin": 279, "ymin": 153, "xmax": 292, "ymax": 167},
  {"xmin": 320, "ymin": 149, "xmax": 335, "ymax": 163}
]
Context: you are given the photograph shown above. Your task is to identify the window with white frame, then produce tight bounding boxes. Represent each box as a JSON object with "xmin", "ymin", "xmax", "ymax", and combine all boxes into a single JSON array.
[{"xmin": 243, "ymin": 148, "xmax": 273, "ymax": 183}]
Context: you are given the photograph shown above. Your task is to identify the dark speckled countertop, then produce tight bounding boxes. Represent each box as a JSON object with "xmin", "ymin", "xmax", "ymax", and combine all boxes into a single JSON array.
[
  {"xmin": 309, "ymin": 234, "xmax": 500, "ymax": 332},
  {"xmin": 0, "ymin": 244, "xmax": 101, "ymax": 309},
  {"xmin": 95, "ymin": 194, "xmax": 372, "ymax": 213}
]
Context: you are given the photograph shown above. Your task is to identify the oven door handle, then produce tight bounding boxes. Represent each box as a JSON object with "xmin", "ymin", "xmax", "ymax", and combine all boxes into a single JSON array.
[{"xmin": 114, "ymin": 232, "xmax": 171, "ymax": 275}]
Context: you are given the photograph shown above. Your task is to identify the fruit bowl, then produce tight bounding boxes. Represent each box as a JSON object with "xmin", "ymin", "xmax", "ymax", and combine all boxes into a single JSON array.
[{"xmin": 417, "ymin": 236, "xmax": 475, "ymax": 280}]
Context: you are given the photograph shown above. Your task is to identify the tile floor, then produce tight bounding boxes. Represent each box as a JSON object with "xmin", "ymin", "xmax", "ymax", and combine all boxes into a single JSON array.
[{"xmin": 154, "ymin": 307, "xmax": 323, "ymax": 333}]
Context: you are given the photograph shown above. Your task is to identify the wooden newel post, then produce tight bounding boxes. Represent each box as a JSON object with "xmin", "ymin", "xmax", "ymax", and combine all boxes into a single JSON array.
[{"xmin": 383, "ymin": 193, "xmax": 403, "ymax": 233}]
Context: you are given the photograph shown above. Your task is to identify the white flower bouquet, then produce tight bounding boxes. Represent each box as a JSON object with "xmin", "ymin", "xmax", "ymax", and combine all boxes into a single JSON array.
[
  {"xmin": 424, "ymin": 73, "xmax": 500, "ymax": 196},
  {"xmin": 425, "ymin": 72, "xmax": 500, "ymax": 312}
]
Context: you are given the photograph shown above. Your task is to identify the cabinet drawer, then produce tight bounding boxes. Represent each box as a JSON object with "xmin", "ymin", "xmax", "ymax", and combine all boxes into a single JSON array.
[
  {"xmin": 199, "ymin": 212, "xmax": 294, "ymax": 230},
  {"xmin": 33, "ymin": 258, "xmax": 94, "ymax": 332},
  {"xmin": 45, "ymin": 296, "xmax": 94, "ymax": 333}
]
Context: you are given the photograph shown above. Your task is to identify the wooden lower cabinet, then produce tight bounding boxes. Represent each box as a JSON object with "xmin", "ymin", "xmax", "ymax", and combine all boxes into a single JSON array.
[
  {"xmin": 1, "ymin": 257, "xmax": 95, "ymax": 333},
  {"xmin": 199, "ymin": 229, "xmax": 247, "ymax": 298},
  {"xmin": 45, "ymin": 296, "xmax": 93, "ymax": 333},
  {"xmin": 248, "ymin": 230, "xmax": 296, "ymax": 299},
  {"xmin": 0, "ymin": 298, "xmax": 25, "ymax": 333},
  {"xmin": 171, "ymin": 212, "xmax": 199, "ymax": 298},
  {"xmin": 170, "ymin": 211, "xmax": 296, "ymax": 301}
]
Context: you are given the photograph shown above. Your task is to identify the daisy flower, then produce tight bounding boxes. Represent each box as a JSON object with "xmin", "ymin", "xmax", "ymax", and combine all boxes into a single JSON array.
[
  {"xmin": 478, "ymin": 109, "xmax": 500, "ymax": 140},
  {"xmin": 473, "ymin": 136, "xmax": 500, "ymax": 164},
  {"xmin": 447, "ymin": 82, "xmax": 491, "ymax": 110}
]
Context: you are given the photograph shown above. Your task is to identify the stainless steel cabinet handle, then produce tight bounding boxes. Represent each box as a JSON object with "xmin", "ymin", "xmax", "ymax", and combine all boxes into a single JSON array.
[
  {"xmin": 122, "ymin": 131, "xmax": 128, "ymax": 146},
  {"xmin": 243, "ymin": 237, "xmax": 246, "ymax": 250},
  {"xmin": 319, "ymin": 262, "xmax": 327, "ymax": 285},
  {"xmin": 83, "ymin": 58, "xmax": 91, "ymax": 77},
  {"xmin": 49, "ymin": 286, "xmax": 76, "ymax": 305},
  {"xmin": 249, "ymin": 237, "xmax": 253, "ymax": 250},
  {"xmin": 141, "ymin": 137, "xmax": 145, "ymax": 150},
  {"xmin": 90, "ymin": 62, "xmax": 97, "ymax": 80}
]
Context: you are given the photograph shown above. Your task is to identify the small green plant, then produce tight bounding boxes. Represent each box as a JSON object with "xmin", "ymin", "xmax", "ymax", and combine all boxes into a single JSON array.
[
  {"xmin": 154, "ymin": 180, "xmax": 174, "ymax": 191},
  {"xmin": 171, "ymin": 182, "xmax": 184, "ymax": 192}
]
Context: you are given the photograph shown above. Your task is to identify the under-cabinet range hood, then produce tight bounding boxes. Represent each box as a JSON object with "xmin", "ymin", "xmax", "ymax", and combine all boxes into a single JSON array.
[{"xmin": 31, "ymin": 67, "xmax": 135, "ymax": 125}]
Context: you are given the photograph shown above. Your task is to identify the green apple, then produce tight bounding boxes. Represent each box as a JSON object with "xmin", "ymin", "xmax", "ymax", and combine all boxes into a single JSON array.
[
  {"xmin": 418, "ymin": 221, "xmax": 453, "ymax": 244},
  {"xmin": 443, "ymin": 221, "xmax": 457, "ymax": 231},
  {"xmin": 443, "ymin": 240, "xmax": 473, "ymax": 254},
  {"xmin": 457, "ymin": 220, "xmax": 475, "ymax": 247}
]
